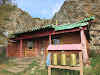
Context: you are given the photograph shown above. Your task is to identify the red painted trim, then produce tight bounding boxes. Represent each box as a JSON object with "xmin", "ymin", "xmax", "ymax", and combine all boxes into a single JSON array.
[
  {"xmin": 49, "ymin": 32, "xmax": 52, "ymax": 45},
  {"xmin": 13, "ymin": 27, "xmax": 87, "ymax": 40},
  {"xmin": 19, "ymin": 39, "xmax": 23, "ymax": 57}
]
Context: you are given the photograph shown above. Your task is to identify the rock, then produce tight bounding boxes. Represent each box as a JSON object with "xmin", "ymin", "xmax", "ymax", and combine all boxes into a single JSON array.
[{"xmin": 52, "ymin": 0, "xmax": 100, "ymax": 51}]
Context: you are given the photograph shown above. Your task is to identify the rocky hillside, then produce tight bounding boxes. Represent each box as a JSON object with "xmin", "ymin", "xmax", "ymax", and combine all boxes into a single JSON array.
[
  {"xmin": 52, "ymin": 0, "xmax": 100, "ymax": 51},
  {"xmin": 0, "ymin": 4, "xmax": 17, "ymax": 45},
  {"xmin": 6, "ymin": 8, "xmax": 51, "ymax": 34}
]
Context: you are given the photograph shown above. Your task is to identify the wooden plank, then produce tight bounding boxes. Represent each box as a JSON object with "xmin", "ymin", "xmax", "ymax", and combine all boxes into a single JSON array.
[
  {"xmin": 49, "ymin": 65, "xmax": 80, "ymax": 70},
  {"xmin": 79, "ymin": 52, "xmax": 83, "ymax": 75}
]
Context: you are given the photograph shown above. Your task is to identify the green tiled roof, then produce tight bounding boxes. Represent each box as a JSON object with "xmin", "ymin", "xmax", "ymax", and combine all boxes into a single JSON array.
[
  {"xmin": 15, "ymin": 16, "xmax": 95, "ymax": 34},
  {"xmin": 79, "ymin": 16, "xmax": 95, "ymax": 23},
  {"xmin": 53, "ymin": 22, "xmax": 88, "ymax": 31},
  {"xmin": 52, "ymin": 16, "xmax": 95, "ymax": 31}
]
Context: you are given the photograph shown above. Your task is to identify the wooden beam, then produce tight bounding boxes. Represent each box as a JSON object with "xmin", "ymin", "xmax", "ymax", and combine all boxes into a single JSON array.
[
  {"xmin": 50, "ymin": 65, "xmax": 80, "ymax": 70},
  {"xmin": 47, "ymin": 44, "xmax": 82, "ymax": 50},
  {"xmin": 13, "ymin": 27, "xmax": 87, "ymax": 40},
  {"xmin": 79, "ymin": 52, "xmax": 83, "ymax": 75}
]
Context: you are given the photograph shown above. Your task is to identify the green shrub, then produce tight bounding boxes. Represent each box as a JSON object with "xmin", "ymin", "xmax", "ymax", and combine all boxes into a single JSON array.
[{"xmin": 84, "ymin": 52, "xmax": 100, "ymax": 75}]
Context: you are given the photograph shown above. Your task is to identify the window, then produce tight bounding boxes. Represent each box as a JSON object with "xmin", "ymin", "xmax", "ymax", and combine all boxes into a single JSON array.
[
  {"xmin": 27, "ymin": 40, "xmax": 34, "ymax": 50},
  {"xmin": 53, "ymin": 39, "xmax": 60, "ymax": 45}
]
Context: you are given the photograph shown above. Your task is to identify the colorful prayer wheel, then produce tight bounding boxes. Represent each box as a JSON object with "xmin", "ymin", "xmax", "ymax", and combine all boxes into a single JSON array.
[
  {"xmin": 53, "ymin": 53, "xmax": 58, "ymax": 65},
  {"xmin": 70, "ymin": 54, "xmax": 77, "ymax": 66},
  {"xmin": 61, "ymin": 53, "xmax": 67, "ymax": 65}
]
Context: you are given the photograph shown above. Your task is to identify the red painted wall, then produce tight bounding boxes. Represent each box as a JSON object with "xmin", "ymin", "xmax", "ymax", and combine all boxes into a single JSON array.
[{"xmin": 8, "ymin": 31, "xmax": 89, "ymax": 57}]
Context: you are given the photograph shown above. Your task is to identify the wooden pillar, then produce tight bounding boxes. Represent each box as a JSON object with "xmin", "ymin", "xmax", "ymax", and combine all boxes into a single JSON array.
[
  {"xmin": 48, "ymin": 32, "xmax": 52, "ymax": 75},
  {"xmin": 46, "ymin": 40, "xmax": 49, "ymax": 56},
  {"xmin": 48, "ymin": 52, "xmax": 52, "ymax": 75},
  {"xmin": 35, "ymin": 40, "xmax": 38, "ymax": 56},
  {"xmin": 49, "ymin": 33, "xmax": 52, "ymax": 45},
  {"xmin": 80, "ymin": 29, "xmax": 88, "ymax": 63},
  {"xmin": 19, "ymin": 39, "xmax": 23, "ymax": 57},
  {"xmin": 48, "ymin": 66, "xmax": 51, "ymax": 75},
  {"xmin": 6, "ymin": 45, "xmax": 8, "ymax": 57},
  {"xmin": 79, "ymin": 52, "xmax": 83, "ymax": 75}
]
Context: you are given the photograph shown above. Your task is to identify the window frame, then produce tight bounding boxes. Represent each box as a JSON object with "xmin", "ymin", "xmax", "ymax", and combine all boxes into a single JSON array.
[{"xmin": 27, "ymin": 40, "xmax": 34, "ymax": 50}]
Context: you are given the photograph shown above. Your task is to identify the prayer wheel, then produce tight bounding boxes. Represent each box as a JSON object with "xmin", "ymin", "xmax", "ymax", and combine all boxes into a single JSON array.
[
  {"xmin": 70, "ymin": 54, "xmax": 77, "ymax": 66},
  {"xmin": 61, "ymin": 53, "xmax": 67, "ymax": 65},
  {"xmin": 53, "ymin": 53, "xmax": 58, "ymax": 65}
]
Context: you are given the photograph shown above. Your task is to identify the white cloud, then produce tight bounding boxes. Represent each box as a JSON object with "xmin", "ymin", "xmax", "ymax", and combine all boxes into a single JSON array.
[
  {"xmin": 40, "ymin": 2, "xmax": 64, "ymax": 19},
  {"xmin": 52, "ymin": 2, "xmax": 63, "ymax": 16}
]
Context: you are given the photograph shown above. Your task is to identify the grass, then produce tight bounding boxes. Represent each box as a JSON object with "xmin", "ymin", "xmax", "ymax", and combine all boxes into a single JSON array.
[
  {"xmin": 32, "ymin": 50, "xmax": 100, "ymax": 75},
  {"xmin": 84, "ymin": 50, "xmax": 100, "ymax": 75},
  {"xmin": 32, "ymin": 68, "xmax": 48, "ymax": 75},
  {"xmin": 0, "ymin": 50, "xmax": 100, "ymax": 75}
]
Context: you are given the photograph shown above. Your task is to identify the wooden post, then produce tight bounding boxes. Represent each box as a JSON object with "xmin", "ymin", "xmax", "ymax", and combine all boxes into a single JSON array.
[
  {"xmin": 19, "ymin": 39, "xmax": 23, "ymax": 57},
  {"xmin": 48, "ymin": 66, "xmax": 51, "ymax": 75},
  {"xmin": 49, "ymin": 33, "xmax": 52, "ymax": 45},
  {"xmin": 80, "ymin": 29, "xmax": 88, "ymax": 63},
  {"xmin": 79, "ymin": 52, "xmax": 83, "ymax": 75},
  {"xmin": 35, "ymin": 40, "xmax": 38, "ymax": 56},
  {"xmin": 48, "ymin": 52, "xmax": 52, "ymax": 75},
  {"xmin": 6, "ymin": 44, "xmax": 9, "ymax": 57}
]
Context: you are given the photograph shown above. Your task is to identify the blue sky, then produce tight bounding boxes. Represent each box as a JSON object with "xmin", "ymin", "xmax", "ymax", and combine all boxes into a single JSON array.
[{"xmin": 16, "ymin": 0, "xmax": 65, "ymax": 19}]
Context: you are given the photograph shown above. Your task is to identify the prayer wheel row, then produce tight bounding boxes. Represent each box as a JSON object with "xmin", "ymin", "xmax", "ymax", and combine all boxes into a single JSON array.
[{"xmin": 52, "ymin": 53, "xmax": 77, "ymax": 66}]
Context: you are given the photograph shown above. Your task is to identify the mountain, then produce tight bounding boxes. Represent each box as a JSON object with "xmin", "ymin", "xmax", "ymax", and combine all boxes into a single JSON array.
[
  {"xmin": 52, "ymin": 0, "xmax": 100, "ymax": 51},
  {"xmin": 6, "ymin": 8, "xmax": 51, "ymax": 34}
]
